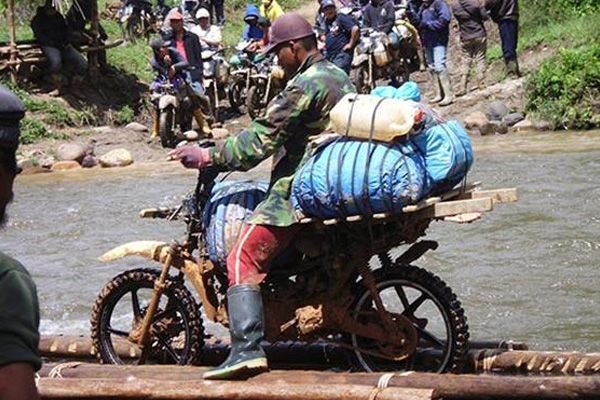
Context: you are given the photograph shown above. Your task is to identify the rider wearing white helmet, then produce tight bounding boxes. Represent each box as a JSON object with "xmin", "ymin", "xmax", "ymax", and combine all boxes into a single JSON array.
[{"xmin": 191, "ymin": 7, "xmax": 222, "ymax": 48}]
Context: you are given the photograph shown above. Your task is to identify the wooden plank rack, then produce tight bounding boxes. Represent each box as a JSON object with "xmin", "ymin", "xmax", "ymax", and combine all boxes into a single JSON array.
[{"xmin": 299, "ymin": 182, "xmax": 518, "ymax": 226}]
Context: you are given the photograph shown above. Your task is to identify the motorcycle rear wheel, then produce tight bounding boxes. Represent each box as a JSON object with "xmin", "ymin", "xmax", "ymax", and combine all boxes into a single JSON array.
[
  {"xmin": 91, "ymin": 268, "xmax": 204, "ymax": 365},
  {"xmin": 125, "ymin": 13, "xmax": 143, "ymax": 43},
  {"xmin": 159, "ymin": 108, "xmax": 177, "ymax": 148},
  {"xmin": 347, "ymin": 265, "xmax": 469, "ymax": 373}
]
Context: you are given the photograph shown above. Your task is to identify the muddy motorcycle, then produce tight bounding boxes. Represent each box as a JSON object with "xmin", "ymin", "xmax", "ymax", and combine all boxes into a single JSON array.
[
  {"xmin": 91, "ymin": 159, "xmax": 470, "ymax": 373},
  {"xmin": 227, "ymin": 41, "xmax": 258, "ymax": 114},
  {"xmin": 119, "ymin": 0, "xmax": 159, "ymax": 42},
  {"xmin": 246, "ymin": 54, "xmax": 286, "ymax": 119},
  {"xmin": 350, "ymin": 26, "xmax": 418, "ymax": 94},
  {"xmin": 202, "ymin": 48, "xmax": 229, "ymax": 123},
  {"xmin": 150, "ymin": 76, "xmax": 194, "ymax": 148}
]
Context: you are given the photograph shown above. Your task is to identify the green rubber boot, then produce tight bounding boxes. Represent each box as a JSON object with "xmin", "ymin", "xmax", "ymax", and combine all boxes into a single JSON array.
[
  {"xmin": 203, "ymin": 285, "xmax": 268, "ymax": 380},
  {"xmin": 438, "ymin": 70, "xmax": 455, "ymax": 107},
  {"xmin": 429, "ymin": 71, "xmax": 443, "ymax": 104}
]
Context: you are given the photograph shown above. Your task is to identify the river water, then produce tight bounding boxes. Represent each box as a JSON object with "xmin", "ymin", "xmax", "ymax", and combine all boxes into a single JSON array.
[{"xmin": 3, "ymin": 130, "xmax": 600, "ymax": 352}]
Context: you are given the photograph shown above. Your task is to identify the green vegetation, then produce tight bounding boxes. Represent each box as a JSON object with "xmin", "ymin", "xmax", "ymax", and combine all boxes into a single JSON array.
[
  {"xmin": 112, "ymin": 105, "xmax": 135, "ymax": 125},
  {"xmin": 525, "ymin": 45, "xmax": 600, "ymax": 130},
  {"xmin": 508, "ymin": 0, "xmax": 600, "ymax": 129},
  {"xmin": 1, "ymin": 79, "xmax": 93, "ymax": 142}
]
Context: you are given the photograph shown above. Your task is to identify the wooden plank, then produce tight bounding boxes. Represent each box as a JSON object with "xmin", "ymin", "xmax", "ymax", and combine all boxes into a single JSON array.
[
  {"xmin": 417, "ymin": 197, "xmax": 493, "ymax": 219},
  {"xmin": 443, "ymin": 212, "xmax": 482, "ymax": 223},
  {"xmin": 37, "ymin": 378, "xmax": 434, "ymax": 400},
  {"xmin": 402, "ymin": 196, "xmax": 441, "ymax": 213},
  {"xmin": 459, "ymin": 188, "xmax": 518, "ymax": 204}
]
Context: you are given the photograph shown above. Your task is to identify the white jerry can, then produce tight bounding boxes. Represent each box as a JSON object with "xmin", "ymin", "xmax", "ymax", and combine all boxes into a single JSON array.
[{"xmin": 329, "ymin": 94, "xmax": 417, "ymax": 142}]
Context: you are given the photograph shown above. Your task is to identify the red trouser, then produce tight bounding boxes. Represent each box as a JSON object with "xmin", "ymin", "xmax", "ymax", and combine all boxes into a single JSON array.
[{"xmin": 226, "ymin": 224, "xmax": 300, "ymax": 286}]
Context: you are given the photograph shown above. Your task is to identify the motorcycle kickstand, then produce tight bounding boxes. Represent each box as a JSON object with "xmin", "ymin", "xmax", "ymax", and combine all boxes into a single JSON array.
[{"xmin": 136, "ymin": 243, "xmax": 177, "ymax": 364}]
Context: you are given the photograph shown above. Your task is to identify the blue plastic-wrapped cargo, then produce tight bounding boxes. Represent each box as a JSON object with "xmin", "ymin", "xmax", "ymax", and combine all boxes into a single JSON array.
[
  {"xmin": 412, "ymin": 119, "xmax": 474, "ymax": 194},
  {"xmin": 203, "ymin": 180, "xmax": 269, "ymax": 269},
  {"xmin": 291, "ymin": 138, "xmax": 429, "ymax": 218},
  {"xmin": 290, "ymin": 121, "xmax": 473, "ymax": 220}
]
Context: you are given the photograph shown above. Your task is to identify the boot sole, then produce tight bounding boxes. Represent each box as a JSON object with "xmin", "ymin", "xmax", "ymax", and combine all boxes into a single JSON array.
[{"xmin": 203, "ymin": 358, "xmax": 268, "ymax": 380}]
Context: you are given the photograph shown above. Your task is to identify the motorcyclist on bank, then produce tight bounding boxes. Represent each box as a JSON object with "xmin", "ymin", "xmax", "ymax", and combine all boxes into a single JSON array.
[
  {"xmin": 163, "ymin": 10, "xmax": 212, "ymax": 135},
  {"xmin": 363, "ymin": 0, "xmax": 396, "ymax": 34},
  {"xmin": 169, "ymin": 13, "xmax": 356, "ymax": 380},
  {"xmin": 242, "ymin": 4, "xmax": 264, "ymax": 41},
  {"xmin": 148, "ymin": 38, "xmax": 192, "ymax": 140},
  {"xmin": 321, "ymin": 0, "xmax": 359, "ymax": 75},
  {"xmin": 191, "ymin": 7, "xmax": 222, "ymax": 48}
]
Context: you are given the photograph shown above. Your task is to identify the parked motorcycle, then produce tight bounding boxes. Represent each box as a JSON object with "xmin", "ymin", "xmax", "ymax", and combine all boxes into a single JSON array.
[
  {"xmin": 91, "ymin": 156, "xmax": 469, "ymax": 373},
  {"xmin": 350, "ymin": 25, "xmax": 419, "ymax": 94},
  {"xmin": 119, "ymin": 0, "xmax": 160, "ymax": 42},
  {"xmin": 202, "ymin": 48, "xmax": 229, "ymax": 123},
  {"xmin": 227, "ymin": 40, "xmax": 258, "ymax": 114},
  {"xmin": 150, "ymin": 75, "xmax": 194, "ymax": 148},
  {"xmin": 246, "ymin": 54, "xmax": 286, "ymax": 119}
]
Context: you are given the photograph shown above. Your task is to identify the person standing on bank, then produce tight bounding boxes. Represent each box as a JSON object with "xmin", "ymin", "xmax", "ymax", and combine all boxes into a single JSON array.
[
  {"xmin": 0, "ymin": 85, "xmax": 42, "ymax": 400},
  {"xmin": 322, "ymin": 0, "xmax": 359, "ymax": 75},
  {"xmin": 168, "ymin": 13, "xmax": 355, "ymax": 380},
  {"xmin": 451, "ymin": 0, "xmax": 489, "ymax": 96},
  {"xmin": 416, "ymin": 0, "xmax": 454, "ymax": 106},
  {"xmin": 485, "ymin": 0, "xmax": 519, "ymax": 77}
]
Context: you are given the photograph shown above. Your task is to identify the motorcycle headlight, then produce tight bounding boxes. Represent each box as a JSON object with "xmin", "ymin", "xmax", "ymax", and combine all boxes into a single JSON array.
[{"xmin": 271, "ymin": 66, "xmax": 285, "ymax": 80}]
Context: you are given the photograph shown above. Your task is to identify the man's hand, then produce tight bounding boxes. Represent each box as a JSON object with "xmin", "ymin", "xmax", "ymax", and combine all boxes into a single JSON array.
[
  {"xmin": 168, "ymin": 65, "xmax": 176, "ymax": 79},
  {"xmin": 342, "ymin": 43, "xmax": 353, "ymax": 51},
  {"xmin": 168, "ymin": 146, "xmax": 212, "ymax": 169}
]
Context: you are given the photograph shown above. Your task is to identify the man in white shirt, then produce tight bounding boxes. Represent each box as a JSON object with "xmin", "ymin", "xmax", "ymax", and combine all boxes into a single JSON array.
[{"xmin": 191, "ymin": 8, "xmax": 222, "ymax": 48}]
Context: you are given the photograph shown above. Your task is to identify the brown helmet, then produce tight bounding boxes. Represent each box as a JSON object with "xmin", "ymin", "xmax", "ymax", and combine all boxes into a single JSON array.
[{"xmin": 264, "ymin": 13, "xmax": 315, "ymax": 53}]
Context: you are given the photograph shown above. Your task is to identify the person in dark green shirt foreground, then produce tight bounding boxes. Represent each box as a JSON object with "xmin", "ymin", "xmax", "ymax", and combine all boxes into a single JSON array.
[{"xmin": 0, "ymin": 85, "xmax": 41, "ymax": 400}]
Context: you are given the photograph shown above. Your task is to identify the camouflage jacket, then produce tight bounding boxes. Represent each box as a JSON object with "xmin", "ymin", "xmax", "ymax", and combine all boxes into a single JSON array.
[{"xmin": 209, "ymin": 53, "xmax": 356, "ymax": 226}]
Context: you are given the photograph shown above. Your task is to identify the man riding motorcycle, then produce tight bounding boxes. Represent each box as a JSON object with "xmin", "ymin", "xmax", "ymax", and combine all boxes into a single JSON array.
[{"xmin": 169, "ymin": 13, "xmax": 355, "ymax": 380}]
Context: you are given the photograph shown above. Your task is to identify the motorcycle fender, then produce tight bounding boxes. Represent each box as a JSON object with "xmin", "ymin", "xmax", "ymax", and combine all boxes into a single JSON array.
[
  {"xmin": 352, "ymin": 54, "xmax": 368, "ymax": 67},
  {"xmin": 99, "ymin": 240, "xmax": 171, "ymax": 263},
  {"xmin": 99, "ymin": 241, "xmax": 220, "ymax": 322},
  {"xmin": 250, "ymin": 73, "xmax": 268, "ymax": 81},
  {"xmin": 158, "ymin": 95, "xmax": 177, "ymax": 110}
]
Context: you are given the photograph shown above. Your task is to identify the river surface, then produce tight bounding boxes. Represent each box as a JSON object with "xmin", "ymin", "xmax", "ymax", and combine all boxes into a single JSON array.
[{"xmin": 3, "ymin": 130, "xmax": 600, "ymax": 352}]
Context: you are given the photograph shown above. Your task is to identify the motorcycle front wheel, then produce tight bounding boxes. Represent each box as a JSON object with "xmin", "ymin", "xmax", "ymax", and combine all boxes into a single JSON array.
[
  {"xmin": 159, "ymin": 107, "xmax": 177, "ymax": 148},
  {"xmin": 227, "ymin": 77, "xmax": 247, "ymax": 114},
  {"xmin": 347, "ymin": 265, "xmax": 469, "ymax": 373},
  {"xmin": 246, "ymin": 83, "xmax": 267, "ymax": 119},
  {"xmin": 350, "ymin": 63, "xmax": 372, "ymax": 94},
  {"xmin": 91, "ymin": 268, "xmax": 204, "ymax": 365}
]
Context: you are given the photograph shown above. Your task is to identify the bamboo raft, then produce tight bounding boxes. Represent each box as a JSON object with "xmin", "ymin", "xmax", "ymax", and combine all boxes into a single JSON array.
[{"xmin": 38, "ymin": 334, "xmax": 600, "ymax": 399}]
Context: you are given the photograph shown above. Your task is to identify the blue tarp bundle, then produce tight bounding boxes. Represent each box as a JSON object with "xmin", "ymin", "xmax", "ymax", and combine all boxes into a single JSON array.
[
  {"xmin": 371, "ymin": 82, "xmax": 422, "ymax": 102},
  {"xmin": 291, "ymin": 120, "xmax": 473, "ymax": 219},
  {"xmin": 202, "ymin": 180, "xmax": 269, "ymax": 268},
  {"xmin": 412, "ymin": 119, "xmax": 474, "ymax": 194},
  {"xmin": 291, "ymin": 139, "xmax": 429, "ymax": 218}
]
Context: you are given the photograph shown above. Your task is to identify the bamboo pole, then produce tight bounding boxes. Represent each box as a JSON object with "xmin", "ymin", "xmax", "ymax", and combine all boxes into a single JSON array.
[
  {"xmin": 469, "ymin": 349, "xmax": 600, "ymax": 375},
  {"xmin": 37, "ymin": 364, "xmax": 600, "ymax": 399},
  {"xmin": 8, "ymin": 0, "xmax": 17, "ymax": 83},
  {"xmin": 88, "ymin": 0, "xmax": 99, "ymax": 77},
  {"xmin": 38, "ymin": 334, "xmax": 529, "ymax": 370},
  {"xmin": 37, "ymin": 378, "xmax": 434, "ymax": 400}
]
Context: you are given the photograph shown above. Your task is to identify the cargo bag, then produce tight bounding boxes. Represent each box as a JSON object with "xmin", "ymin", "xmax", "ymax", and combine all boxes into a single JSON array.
[
  {"xmin": 412, "ymin": 119, "xmax": 474, "ymax": 194},
  {"xmin": 291, "ymin": 138, "xmax": 429, "ymax": 219},
  {"xmin": 202, "ymin": 180, "xmax": 269, "ymax": 268}
]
